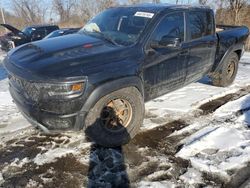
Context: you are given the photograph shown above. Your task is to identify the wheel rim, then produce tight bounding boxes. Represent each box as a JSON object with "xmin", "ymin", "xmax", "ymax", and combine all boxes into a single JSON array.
[
  {"xmin": 226, "ymin": 60, "xmax": 235, "ymax": 79},
  {"xmin": 100, "ymin": 98, "xmax": 132, "ymax": 131}
]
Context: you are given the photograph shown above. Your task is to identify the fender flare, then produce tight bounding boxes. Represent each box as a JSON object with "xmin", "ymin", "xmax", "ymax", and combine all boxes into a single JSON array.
[
  {"xmin": 76, "ymin": 76, "xmax": 144, "ymax": 130},
  {"xmin": 212, "ymin": 43, "xmax": 244, "ymax": 73}
]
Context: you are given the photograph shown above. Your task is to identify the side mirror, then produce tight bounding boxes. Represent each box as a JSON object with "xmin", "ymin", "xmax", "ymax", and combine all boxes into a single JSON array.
[
  {"xmin": 150, "ymin": 37, "xmax": 181, "ymax": 49},
  {"xmin": 160, "ymin": 36, "xmax": 181, "ymax": 48}
]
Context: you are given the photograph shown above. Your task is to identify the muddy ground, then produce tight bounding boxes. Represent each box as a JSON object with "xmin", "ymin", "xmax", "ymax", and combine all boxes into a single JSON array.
[{"xmin": 1, "ymin": 86, "xmax": 250, "ymax": 188}]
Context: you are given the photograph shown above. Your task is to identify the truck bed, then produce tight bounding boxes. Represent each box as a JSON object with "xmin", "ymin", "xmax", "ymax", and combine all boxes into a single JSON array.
[{"xmin": 213, "ymin": 24, "xmax": 249, "ymax": 70}]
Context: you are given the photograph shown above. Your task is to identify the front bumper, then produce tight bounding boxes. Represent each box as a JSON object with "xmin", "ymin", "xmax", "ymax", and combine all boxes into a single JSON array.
[{"xmin": 9, "ymin": 81, "xmax": 85, "ymax": 132}]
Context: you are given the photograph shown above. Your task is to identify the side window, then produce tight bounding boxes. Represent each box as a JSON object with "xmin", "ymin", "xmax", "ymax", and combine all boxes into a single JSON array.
[
  {"xmin": 189, "ymin": 11, "xmax": 214, "ymax": 40},
  {"xmin": 34, "ymin": 29, "xmax": 46, "ymax": 36},
  {"xmin": 206, "ymin": 11, "xmax": 214, "ymax": 35},
  {"xmin": 31, "ymin": 29, "xmax": 46, "ymax": 40},
  {"xmin": 46, "ymin": 26, "xmax": 58, "ymax": 34},
  {"xmin": 151, "ymin": 12, "xmax": 184, "ymax": 43}
]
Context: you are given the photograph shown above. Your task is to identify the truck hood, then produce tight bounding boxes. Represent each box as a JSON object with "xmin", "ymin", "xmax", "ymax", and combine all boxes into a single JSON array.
[
  {"xmin": 0, "ymin": 24, "xmax": 23, "ymax": 35},
  {"xmin": 5, "ymin": 33, "xmax": 134, "ymax": 79}
]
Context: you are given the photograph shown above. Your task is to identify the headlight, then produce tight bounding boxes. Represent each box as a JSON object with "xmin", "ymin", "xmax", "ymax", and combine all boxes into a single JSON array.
[
  {"xmin": 9, "ymin": 75, "xmax": 86, "ymax": 102},
  {"xmin": 42, "ymin": 81, "xmax": 85, "ymax": 99}
]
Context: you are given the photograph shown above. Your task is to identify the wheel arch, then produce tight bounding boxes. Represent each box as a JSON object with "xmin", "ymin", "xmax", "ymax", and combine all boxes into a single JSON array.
[
  {"xmin": 77, "ymin": 76, "xmax": 144, "ymax": 130},
  {"xmin": 211, "ymin": 43, "xmax": 243, "ymax": 73},
  {"xmin": 234, "ymin": 49, "xmax": 242, "ymax": 60}
]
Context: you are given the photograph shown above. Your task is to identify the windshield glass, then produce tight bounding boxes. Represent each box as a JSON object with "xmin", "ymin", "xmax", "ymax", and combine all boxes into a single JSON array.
[
  {"xmin": 79, "ymin": 8, "xmax": 155, "ymax": 46},
  {"xmin": 22, "ymin": 27, "xmax": 33, "ymax": 36},
  {"xmin": 44, "ymin": 30, "xmax": 61, "ymax": 39}
]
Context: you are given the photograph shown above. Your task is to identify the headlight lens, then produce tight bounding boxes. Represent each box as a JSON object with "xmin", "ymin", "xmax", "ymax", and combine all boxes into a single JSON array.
[
  {"xmin": 9, "ymin": 75, "xmax": 86, "ymax": 101},
  {"xmin": 42, "ymin": 82, "xmax": 85, "ymax": 98}
]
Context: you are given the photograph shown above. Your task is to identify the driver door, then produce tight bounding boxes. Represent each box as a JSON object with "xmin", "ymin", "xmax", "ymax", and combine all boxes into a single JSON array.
[{"xmin": 143, "ymin": 11, "xmax": 188, "ymax": 101}]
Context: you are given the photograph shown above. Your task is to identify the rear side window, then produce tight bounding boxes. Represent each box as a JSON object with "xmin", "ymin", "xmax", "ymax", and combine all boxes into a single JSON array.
[
  {"xmin": 206, "ymin": 11, "xmax": 214, "ymax": 35},
  {"xmin": 188, "ymin": 11, "xmax": 214, "ymax": 40},
  {"xmin": 151, "ymin": 12, "xmax": 184, "ymax": 43},
  {"xmin": 35, "ymin": 29, "xmax": 46, "ymax": 37},
  {"xmin": 46, "ymin": 26, "xmax": 59, "ymax": 33}
]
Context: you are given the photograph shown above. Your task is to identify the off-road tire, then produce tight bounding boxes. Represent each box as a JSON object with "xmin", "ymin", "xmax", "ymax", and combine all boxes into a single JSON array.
[
  {"xmin": 84, "ymin": 87, "xmax": 144, "ymax": 147},
  {"xmin": 211, "ymin": 52, "xmax": 239, "ymax": 87}
]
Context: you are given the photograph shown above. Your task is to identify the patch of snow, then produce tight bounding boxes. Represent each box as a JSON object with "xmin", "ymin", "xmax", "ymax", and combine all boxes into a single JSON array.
[
  {"xmin": 138, "ymin": 181, "xmax": 175, "ymax": 188},
  {"xmin": 146, "ymin": 170, "xmax": 169, "ymax": 180},
  {"xmin": 177, "ymin": 101, "xmax": 250, "ymax": 184},
  {"xmin": 178, "ymin": 127, "xmax": 246, "ymax": 157},
  {"xmin": 1, "ymin": 157, "xmax": 31, "ymax": 175},
  {"xmin": 0, "ymin": 173, "xmax": 4, "ymax": 185},
  {"xmin": 26, "ymin": 179, "xmax": 43, "ymax": 188},
  {"xmin": 214, "ymin": 94, "xmax": 250, "ymax": 118},
  {"xmin": 0, "ymin": 117, "xmax": 31, "ymax": 136},
  {"xmin": 238, "ymin": 110, "xmax": 250, "ymax": 126},
  {"xmin": 179, "ymin": 168, "xmax": 203, "ymax": 185},
  {"xmin": 192, "ymin": 88, "xmax": 240, "ymax": 109},
  {"xmin": 241, "ymin": 52, "xmax": 250, "ymax": 64},
  {"xmin": 34, "ymin": 148, "xmax": 78, "ymax": 165},
  {"xmin": 0, "ymin": 91, "xmax": 13, "ymax": 106},
  {"xmin": 179, "ymin": 126, "xmax": 219, "ymax": 148}
]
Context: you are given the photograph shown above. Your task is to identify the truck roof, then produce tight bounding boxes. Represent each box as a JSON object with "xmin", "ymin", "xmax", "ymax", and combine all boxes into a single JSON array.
[
  {"xmin": 25, "ymin": 25, "xmax": 58, "ymax": 29},
  {"xmin": 116, "ymin": 3, "xmax": 211, "ymax": 12}
]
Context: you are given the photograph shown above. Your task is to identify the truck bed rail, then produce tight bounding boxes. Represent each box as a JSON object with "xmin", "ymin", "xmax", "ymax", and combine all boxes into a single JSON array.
[{"xmin": 216, "ymin": 24, "xmax": 244, "ymax": 32}]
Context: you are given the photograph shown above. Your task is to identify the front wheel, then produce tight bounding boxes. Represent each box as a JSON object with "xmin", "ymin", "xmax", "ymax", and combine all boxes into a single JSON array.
[
  {"xmin": 84, "ymin": 87, "xmax": 144, "ymax": 147},
  {"xmin": 211, "ymin": 52, "xmax": 239, "ymax": 87}
]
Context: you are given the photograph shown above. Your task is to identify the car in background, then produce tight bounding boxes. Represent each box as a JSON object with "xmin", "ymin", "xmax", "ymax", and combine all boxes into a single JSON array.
[
  {"xmin": 0, "ymin": 24, "xmax": 59, "ymax": 51},
  {"xmin": 43, "ymin": 28, "xmax": 80, "ymax": 39}
]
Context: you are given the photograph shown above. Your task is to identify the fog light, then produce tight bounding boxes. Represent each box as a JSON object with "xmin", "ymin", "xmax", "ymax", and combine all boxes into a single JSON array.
[{"xmin": 42, "ymin": 117, "xmax": 74, "ymax": 130}]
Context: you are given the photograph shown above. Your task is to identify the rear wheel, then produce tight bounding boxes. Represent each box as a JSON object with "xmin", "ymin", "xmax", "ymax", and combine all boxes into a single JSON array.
[
  {"xmin": 211, "ymin": 52, "xmax": 239, "ymax": 87},
  {"xmin": 84, "ymin": 87, "xmax": 144, "ymax": 147}
]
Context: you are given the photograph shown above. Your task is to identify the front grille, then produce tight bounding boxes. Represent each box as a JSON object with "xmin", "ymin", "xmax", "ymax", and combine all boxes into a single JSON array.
[{"xmin": 9, "ymin": 75, "xmax": 41, "ymax": 102}]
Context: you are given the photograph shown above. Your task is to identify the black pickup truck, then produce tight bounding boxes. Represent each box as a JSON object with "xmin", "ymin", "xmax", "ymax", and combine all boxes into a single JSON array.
[
  {"xmin": 0, "ymin": 24, "xmax": 59, "ymax": 51},
  {"xmin": 3, "ymin": 4, "xmax": 249, "ymax": 147}
]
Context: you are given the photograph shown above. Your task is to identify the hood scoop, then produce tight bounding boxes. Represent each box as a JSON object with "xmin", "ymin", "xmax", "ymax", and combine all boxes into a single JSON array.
[
  {"xmin": 11, "ymin": 43, "xmax": 44, "ymax": 62},
  {"xmin": 53, "ymin": 42, "xmax": 104, "ymax": 59}
]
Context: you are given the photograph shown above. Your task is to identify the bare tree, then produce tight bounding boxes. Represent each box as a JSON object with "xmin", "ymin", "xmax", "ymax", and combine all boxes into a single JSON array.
[
  {"xmin": 127, "ymin": 0, "xmax": 156, "ymax": 4},
  {"xmin": 152, "ymin": 0, "xmax": 161, "ymax": 3},
  {"xmin": 127, "ymin": 0, "xmax": 142, "ymax": 4},
  {"xmin": 99, "ymin": 0, "xmax": 118, "ymax": 9},
  {"xmin": 199, "ymin": 0, "xmax": 208, "ymax": 5},
  {"xmin": 53, "ymin": 0, "xmax": 76, "ymax": 22},
  {"xmin": 228, "ymin": 0, "xmax": 247, "ymax": 24},
  {"xmin": 76, "ymin": 0, "xmax": 117, "ymax": 24},
  {"xmin": 11, "ymin": 0, "xmax": 47, "ymax": 24}
]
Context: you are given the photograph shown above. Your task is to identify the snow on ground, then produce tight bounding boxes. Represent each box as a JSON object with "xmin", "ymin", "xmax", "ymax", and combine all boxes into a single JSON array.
[
  {"xmin": 0, "ymin": 51, "xmax": 250, "ymax": 187},
  {"xmin": 213, "ymin": 93, "xmax": 250, "ymax": 122},
  {"xmin": 175, "ymin": 90, "xmax": 250, "ymax": 186}
]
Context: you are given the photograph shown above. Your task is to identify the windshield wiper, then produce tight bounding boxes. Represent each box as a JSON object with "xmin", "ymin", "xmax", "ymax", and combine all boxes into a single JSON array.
[
  {"xmin": 98, "ymin": 32, "xmax": 120, "ymax": 46},
  {"xmin": 82, "ymin": 29, "xmax": 120, "ymax": 46}
]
